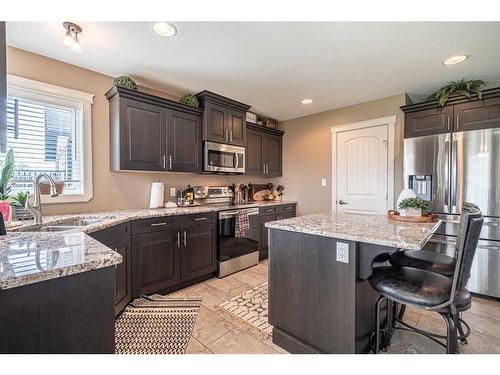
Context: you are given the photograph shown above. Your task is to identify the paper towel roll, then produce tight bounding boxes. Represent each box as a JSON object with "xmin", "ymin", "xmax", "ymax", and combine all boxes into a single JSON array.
[{"xmin": 149, "ymin": 182, "xmax": 165, "ymax": 208}]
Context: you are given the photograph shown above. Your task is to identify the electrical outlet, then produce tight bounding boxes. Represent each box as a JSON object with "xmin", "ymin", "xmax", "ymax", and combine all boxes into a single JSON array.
[
  {"xmin": 336, "ymin": 242, "xmax": 349, "ymax": 264},
  {"xmin": 321, "ymin": 179, "xmax": 327, "ymax": 187},
  {"xmin": 170, "ymin": 187, "xmax": 177, "ymax": 197}
]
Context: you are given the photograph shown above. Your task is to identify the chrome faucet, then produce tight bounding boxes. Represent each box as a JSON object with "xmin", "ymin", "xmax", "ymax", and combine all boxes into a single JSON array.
[{"xmin": 25, "ymin": 173, "xmax": 59, "ymax": 224}]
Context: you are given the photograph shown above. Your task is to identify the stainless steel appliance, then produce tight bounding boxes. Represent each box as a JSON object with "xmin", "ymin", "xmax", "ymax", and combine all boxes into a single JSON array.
[
  {"xmin": 203, "ymin": 141, "xmax": 245, "ymax": 173},
  {"xmin": 404, "ymin": 127, "xmax": 500, "ymax": 298},
  {"xmin": 191, "ymin": 185, "xmax": 260, "ymax": 277},
  {"xmin": 218, "ymin": 207, "xmax": 260, "ymax": 277}
]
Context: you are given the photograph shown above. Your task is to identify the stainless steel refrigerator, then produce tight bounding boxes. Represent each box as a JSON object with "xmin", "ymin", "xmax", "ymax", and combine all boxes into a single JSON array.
[{"xmin": 404, "ymin": 127, "xmax": 500, "ymax": 298}]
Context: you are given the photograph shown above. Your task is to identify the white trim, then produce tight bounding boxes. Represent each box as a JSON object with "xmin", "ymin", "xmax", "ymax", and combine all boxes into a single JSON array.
[
  {"xmin": 6, "ymin": 75, "xmax": 94, "ymax": 204},
  {"xmin": 7, "ymin": 75, "xmax": 94, "ymax": 104},
  {"xmin": 331, "ymin": 115, "xmax": 396, "ymax": 213}
]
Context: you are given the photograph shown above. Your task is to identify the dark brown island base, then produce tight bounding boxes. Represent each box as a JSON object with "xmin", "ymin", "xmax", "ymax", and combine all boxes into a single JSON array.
[{"xmin": 266, "ymin": 213, "xmax": 440, "ymax": 354}]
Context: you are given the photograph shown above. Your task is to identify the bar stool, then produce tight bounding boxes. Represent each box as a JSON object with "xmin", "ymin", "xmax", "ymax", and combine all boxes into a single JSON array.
[
  {"xmin": 387, "ymin": 203, "xmax": 479, "ymax": 343},
  {"xmin": 369, "ymin": 206, "xmax": 483, "ymax": 354}
]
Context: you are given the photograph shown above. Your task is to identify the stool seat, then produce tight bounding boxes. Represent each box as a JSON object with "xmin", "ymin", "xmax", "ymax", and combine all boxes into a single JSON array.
[
  {"xmin": 389, "ymin": 250, "xmax": 456, "ymax": 277},
  {"xmin": 369, "ymin": 266, "xmax": 471, "ymax": 311}
]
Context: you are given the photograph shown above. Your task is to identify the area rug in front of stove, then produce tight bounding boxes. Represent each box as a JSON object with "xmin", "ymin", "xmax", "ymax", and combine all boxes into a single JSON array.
[
  {"xmin": 115, "ymin": 295, "xmax": 202, "ymax": 354},
  {"xmin": 216, "ymin": 282, "xmax": 272, "ymax": 340}
]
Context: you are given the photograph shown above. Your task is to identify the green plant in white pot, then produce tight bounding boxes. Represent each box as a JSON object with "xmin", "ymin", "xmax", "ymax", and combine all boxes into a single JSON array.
[{"xmin": 398, "ymin": 197, "xmax": 430, "ymax": 217}]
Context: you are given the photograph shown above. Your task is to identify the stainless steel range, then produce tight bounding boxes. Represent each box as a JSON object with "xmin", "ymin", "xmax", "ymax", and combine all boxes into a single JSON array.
[
  {"xmin": 404, "ymin": 128, "xmax": 500, "ymax": 298},
  {"xmin": 193, "ymin": 186, "xmax": 260, "ymax": 278}
]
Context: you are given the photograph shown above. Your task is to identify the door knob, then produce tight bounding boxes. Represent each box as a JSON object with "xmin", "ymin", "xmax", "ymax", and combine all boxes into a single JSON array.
[{"xmin": 338, "ymin": 200, "xmax": 348, "ymax": 205}]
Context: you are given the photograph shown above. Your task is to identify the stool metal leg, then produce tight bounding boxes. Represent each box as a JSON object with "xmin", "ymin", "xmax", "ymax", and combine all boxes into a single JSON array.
[
  {"xmin": 441, "ymin": 313, "xmax": 460, "ymax": 354},
  {"xmin": 374, "ymin": 295, "xmax": 385, "ymax": 354},
  {"xmin": 457, "ymin": 312, "xmax": 468, "ymax": 345},
  {"xmin": 397, "ymin": 304, "xmax": 406, "ymax": 321},
  {"xmin": 382, "ymin": 300, "xmax": 395, "ymax": 351}
]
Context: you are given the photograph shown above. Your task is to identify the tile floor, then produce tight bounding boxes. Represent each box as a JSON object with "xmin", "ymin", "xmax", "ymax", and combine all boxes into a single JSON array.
[{"xmin": 166, "ymin": 259, "xmax": 500, "ymax": 354}]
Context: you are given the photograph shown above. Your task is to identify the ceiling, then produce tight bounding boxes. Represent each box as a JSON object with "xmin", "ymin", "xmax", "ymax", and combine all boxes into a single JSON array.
[{"xmin": 6, "ymin": 22, "xmax": 500, "ymax": 121}]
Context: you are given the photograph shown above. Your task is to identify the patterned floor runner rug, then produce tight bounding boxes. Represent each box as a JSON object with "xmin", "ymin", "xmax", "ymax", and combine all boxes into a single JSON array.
[
  {"xmin": 115, "ymin": 295, "xmax": 201, "ymax": 354},
  {"xmin": 216, "ymin": 282, "xmax": 272, "ymax": 340}
]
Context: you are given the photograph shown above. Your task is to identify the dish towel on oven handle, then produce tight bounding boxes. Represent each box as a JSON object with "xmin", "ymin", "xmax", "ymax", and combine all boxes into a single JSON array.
[{"xmin": 235, "ymin": 209, "xmax": 251, "ymax": 238}]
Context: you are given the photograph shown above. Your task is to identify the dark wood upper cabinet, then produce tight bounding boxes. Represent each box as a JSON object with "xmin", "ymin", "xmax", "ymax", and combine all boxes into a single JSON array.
[
  {"xmin": 246, "ymin": 128, "xmax": 265, "ymax": 175},
  {"xmin": 454, "ymin": 96, "xmax": 500, "ymax": 132},
  {"xmin": 166, "ymin": 110, "xmax": 202, "ymax": 172},
  {"xmin": 106, "ymin": 86, "xmax": 202, "ymax": 172},
  {"xmin": 132, "ymin": 228, "xmax": 181, "ymax": 297},
  {"xmin": 246, "ymin": 123, "xmax": 284, "ymax": 177},
  {"xmin": 404, "ymin": 106, "xmax": 452, "ymax": 138},
  {"xmin": 196, "ymin": 90, "xmax": 250, "ymax": 146},
  {"xmin": 401, "ymin": 87, "xmax": 500, "ymax": 138},
  {"xmin": 180, "ymin": 221, "xmax": 217, "ymax": 283}
]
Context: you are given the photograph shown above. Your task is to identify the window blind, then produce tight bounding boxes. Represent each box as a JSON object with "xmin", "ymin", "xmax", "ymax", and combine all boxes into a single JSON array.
[{"xmin": 0, "ymin": 95, "xmax": 84, "ymax": 196}]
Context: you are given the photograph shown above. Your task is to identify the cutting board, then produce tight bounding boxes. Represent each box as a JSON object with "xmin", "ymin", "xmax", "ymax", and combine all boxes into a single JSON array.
[
  {"xmin": 253, "ymin": 190, "xmax": 271, "ymax": 201},
  {"xmin": 250, "ymin": 184, "xmax": 271, "ymax": 201}
]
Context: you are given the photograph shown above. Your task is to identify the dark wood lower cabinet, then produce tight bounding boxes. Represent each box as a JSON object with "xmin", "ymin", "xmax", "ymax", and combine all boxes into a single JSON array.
[
  {"xmin": 181, "ymin": 222, "xmax": 217, "ymax": 283},
  {"xmin": 132, "ymin": 229, "xmax": 181, "ymax": 297}
]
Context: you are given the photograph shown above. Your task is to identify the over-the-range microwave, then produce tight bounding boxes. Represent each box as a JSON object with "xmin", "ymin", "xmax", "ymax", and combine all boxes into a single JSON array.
[{"xmin": 203, "ymin": 141, "xmax": 245, "ymax": 174}]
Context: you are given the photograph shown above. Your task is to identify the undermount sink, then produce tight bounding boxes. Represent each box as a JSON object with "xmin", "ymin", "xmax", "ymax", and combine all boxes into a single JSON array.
[{"xmin": 20, "ymin": 217, "xmax": 109, "ymax": 232}]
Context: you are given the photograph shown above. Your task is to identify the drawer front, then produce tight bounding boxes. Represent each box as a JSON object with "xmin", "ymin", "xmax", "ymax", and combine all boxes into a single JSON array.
[
  {"xmin": 278, "ymin": 204, "xmax": 296, "ymax": 213},
  {"xmin": 259, "ymin": 206, "xmax": 278, "ymax": 215},
  {"xmin": 131, "ymin": 216, "xmax": 180, "ymax": 235},
  {"xmin": 89, "ymin": 222, "xmax": 130, "ymax": 243},
  {"xmin": 181, "ymin": 212, "xmax": 217, "ymax": 226}
]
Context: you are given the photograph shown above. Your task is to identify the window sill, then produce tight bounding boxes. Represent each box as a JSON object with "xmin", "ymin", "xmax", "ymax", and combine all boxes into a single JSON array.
[{"xmin": 40, "ymin": 192, "xmax": 93, "ymax": 204}]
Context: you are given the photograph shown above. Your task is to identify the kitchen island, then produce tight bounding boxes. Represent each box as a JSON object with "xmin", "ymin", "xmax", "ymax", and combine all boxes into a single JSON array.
[
  {"xmin": 266, "ymin": 212, "xmax": 440, "ymax": 354},
  {"xmin": 0, "ymin": 231, "xmax": 122, "ymax": 353}
]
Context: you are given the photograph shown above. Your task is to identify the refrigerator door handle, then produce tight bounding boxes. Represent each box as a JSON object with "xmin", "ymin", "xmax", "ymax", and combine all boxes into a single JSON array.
[
  {"xmin": 450, "ymin": 132, "xmax": 459, "ymax": 213},
  {"xmin": 443, "ymin": 133, "xmax": 451, "ymax": 213}
]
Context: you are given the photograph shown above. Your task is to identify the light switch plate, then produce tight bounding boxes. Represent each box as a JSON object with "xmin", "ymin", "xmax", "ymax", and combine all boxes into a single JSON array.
[
  {"xmin": 170, "ymin": 187, "xmax": 177, "ymax": 197},
  {"xmin": 321, "ymin": 179, "xmax": 327, "ymax": 187},
  {"xmin": 336, "ymin": 242, "xmax": 349, "ymax": 264}
]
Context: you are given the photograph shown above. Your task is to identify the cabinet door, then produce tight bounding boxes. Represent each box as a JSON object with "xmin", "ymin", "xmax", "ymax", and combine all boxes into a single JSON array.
[
  {"xmin": 265, "ymin": 134, "xmax": 283, "ymax": 177},
  {"xmin": 180, "ymin": 223, "xmax": 217, "ymax": 283},
  {"xmin": 246, "ymin": 128, "xmax": 265, "ymax": 175},
  {"xmin": 259, "ymin": 213, "xmax": 280, "ymax": 253},
  {"xmin": 132, "ymin": 229, "xmax": 180, "ymax": 297},
  {"xmin": 454, "ymin": 97, "xmax": 500, "ymax": 132},
  {"xmin": 106, "ymin": 236, "xmax": 131, "ymax": 315},
  {"xmin": 404, "ymin": 107, "xmax": 453, "ymax": 138},
  {"xmin": 227, "ymin": 109, "xmax": 246, "ymax": 146},
  {"xmin": 120, "ymin": 98, "xmax": 166, "ymax": 171},
  {"xmin": 204, "ymin": 102, "xmax": 228, "ymax": 143},
  {"xmin": 166, "ymin": 110, "xmax": 202, "ymax": 172}
]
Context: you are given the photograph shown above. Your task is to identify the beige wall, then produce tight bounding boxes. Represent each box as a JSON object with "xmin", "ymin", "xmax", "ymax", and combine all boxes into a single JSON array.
[
  {"xmin": 277, "ymin": 94, "xmax": 409, "ymax": 216},
  {"xmin": 6, "ymin": 47, "xmax": 272, "ymax": 215}
]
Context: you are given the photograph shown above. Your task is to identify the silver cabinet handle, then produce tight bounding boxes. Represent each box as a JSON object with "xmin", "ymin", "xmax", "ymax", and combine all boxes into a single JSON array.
[
  {"xmin": 176, "ymin": 231, "xmax": 181, "ymax": 247},
  {"xmin": 234, "ymin": 151, "xmax": 239, "ymax": 171},
  {"xmin": 168, "ymin": 155, "xmax": 172, "ymax": 170},
  {"xmin": 183, "ymin": 231, "xmax": 187, "ymax": 246},
  {"xmin": 285, "ymin": 206, "xmax": 293, "ymax": 210},
  {"xmin": 230, "ymin": 130, "xmax": 233, "ymax": 142},
  {"xmin": 447, "ymin": 116, "xmax": 450, "ymax": 131},
  {"xmin": 262, "ymin": 164, "xmax": 266, "ymax": 174},
  {"xmin": 456, "ymin": 115, "xmax": 459, "ymax": 130},
  {"xmin": 338, "ymin": 200, "xmax": 348, "ymax": 205},
  {"xmin": 225, "ymin": 129, "xmax": 229, "ymax": 142},
  {"xmin": 194, "ymin": 217, "xmax": 208, "ymax": 221},
  {"xmin": 162, "ymin": 154, "xmax": 166, "ymax": 170},
  {"xmin": 151, "ymin": 222, "xmax": 168, "ymax": 227},
  {"xmin": 264, "ymin": 208, "xmax": 274, "ymax": 212}
]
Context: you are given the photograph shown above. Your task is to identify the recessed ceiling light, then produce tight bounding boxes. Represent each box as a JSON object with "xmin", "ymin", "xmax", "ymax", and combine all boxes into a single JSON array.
[
  {"xmin": 153, "ymin": 22, "xmax": 177, "ymax": 37},
  {"xmin": 301, "ymin": 99, "xmax": 313, "ymax": 105},
  {"xmin": 443, "ymin": 55, "xmax": 469, "ymax": 66}
]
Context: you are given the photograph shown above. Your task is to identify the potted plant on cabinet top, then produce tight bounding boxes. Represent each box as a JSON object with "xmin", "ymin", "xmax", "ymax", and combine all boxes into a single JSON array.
[
  {"xmin": 398, "ymin": 197, "xmax": 430, "ymax": 217},
  {"xmin": 0, "ymin": 149, "xmax": 15, "ymax": 222}
]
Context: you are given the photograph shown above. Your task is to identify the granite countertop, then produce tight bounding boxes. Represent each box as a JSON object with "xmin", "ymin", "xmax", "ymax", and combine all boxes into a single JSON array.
[
  {"xmin": 265, "ymin": 212, "xmax": 440, "ymax": 250},
  {"xmin": 0, "ymin": 231, "xmax": 122, "ymax": 290},
  {"xmin": 1, "ymin": 200, "xmax": 296, "ymax": 290}
]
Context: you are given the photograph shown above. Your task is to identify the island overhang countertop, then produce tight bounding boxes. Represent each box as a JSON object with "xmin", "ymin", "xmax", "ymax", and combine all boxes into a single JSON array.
[{"xmin": 265, "ymin": 212, "xmax": 441, "ymax": 250}]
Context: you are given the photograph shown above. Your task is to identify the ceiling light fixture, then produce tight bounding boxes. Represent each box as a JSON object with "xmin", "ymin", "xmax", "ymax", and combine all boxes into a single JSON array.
[
  {"xmin": 153, "ymin": 22, "xmax": 177, "ymax": 37},
  {"xmin": 443, "ymin": 55, "xmax": 469, "ymax": 66},
  {"xmin": 301, "ymin": 99, "xmax": 313, "ymax": 105},
  {"xmin": 62, "ymin": 22, "xmax": 82, "ymax": 53}
]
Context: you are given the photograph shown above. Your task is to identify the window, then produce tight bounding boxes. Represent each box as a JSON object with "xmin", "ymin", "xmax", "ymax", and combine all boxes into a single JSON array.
[{"xmin": 0, "ymin": 75, "xmax": 94, "ymax": 203}]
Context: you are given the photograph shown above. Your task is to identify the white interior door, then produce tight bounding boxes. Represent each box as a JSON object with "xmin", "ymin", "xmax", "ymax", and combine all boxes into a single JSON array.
[{"xmin": 335, "ymin": 125, "xmax": 388, "ymax": 215}]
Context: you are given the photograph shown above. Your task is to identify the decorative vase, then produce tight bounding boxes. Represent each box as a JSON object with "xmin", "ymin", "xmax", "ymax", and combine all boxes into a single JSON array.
[
  {"xmin": 0, "ymin": 201, "xmax": 10, "ymax": 222},
  {"xmin": 400, "ymin": 208, "xmax": 421, "ymax": 217}
]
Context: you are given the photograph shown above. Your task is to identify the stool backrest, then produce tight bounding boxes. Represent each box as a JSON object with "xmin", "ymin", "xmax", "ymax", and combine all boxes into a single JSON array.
[{"xmin": 450, "ymin": 205, "xmax": 483, "ymax": 300}]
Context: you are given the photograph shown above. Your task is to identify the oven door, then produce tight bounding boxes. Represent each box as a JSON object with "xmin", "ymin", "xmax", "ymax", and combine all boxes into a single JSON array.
[
  {"xmin": 204, "ymin": 141, "xmax": 245, "ymax": 173},
  {"xmin": 218, "ymin": 209, "xmax": 259, "ymax": 262}
]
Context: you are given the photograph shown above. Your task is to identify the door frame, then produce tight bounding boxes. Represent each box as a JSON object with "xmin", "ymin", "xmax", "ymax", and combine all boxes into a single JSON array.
[{"xmin": 330, "ymin": 115, "xmax": 397, "ymax": 213}]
